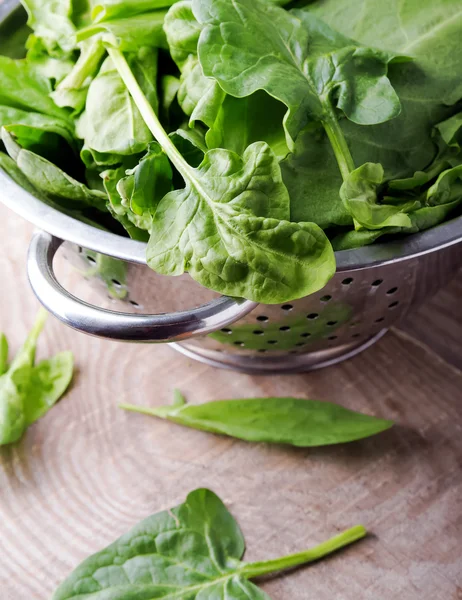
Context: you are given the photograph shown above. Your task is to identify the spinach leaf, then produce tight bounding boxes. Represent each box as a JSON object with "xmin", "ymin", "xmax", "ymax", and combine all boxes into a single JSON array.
[
  {"xmin": 2, "ymin": 128, "xmax": 107, "ymax": 211},
  {"xmin": 195, "ymin": 0, "xmax": 402, "ymax": 173},
  {"xmin": 332, "ymin": 200, "xmax": 462, "ymax": 250},
  {"xmin": 340, "ymin": 163, "xmax": 419, "ymax": 230},
  {"xmin": 0, "ymin": 55, "xmax": 69, "ymax": 119},
  {"xmin": 110, "ymin": 48, "xmax": 335, "ymax": 303},
  {"xmin": 121, "ymin": 393, "xmax": 393, "ymax": 446},
  {"xmin": 102, "ymin": 167, "xmax": 151, "ymax": 240},
  {"xmin": 76, "ymin": 53, "xmax": 156, "ymax": 156},
  {"xmin": 116, "ymin": 142, "xmax": 173, "ymax": 222},
  {"xmin": 281, "ymin": 125, "xmax": 352, "ymax": 228},
  {"xmin": 0, "ymin": 309, "xmax": 73, "ymax": 445},
  {"xmin": 164, "ymin": 1, "xmax": 288, "ymax": 158},
  {"xmin": 427, "ymin": 165, "xmax": 462, "ymax": 206},
  {"xmin": 20, "ymin": 0, "xmax": 78, "ymax": 54},
  {"xmin": 436, "ymin": 113, "xmax": 462, "ymax": 151},
  {"xmin": 170, "ymin": 127, "xmax": 206, "ymax": 167},
  {"xmin": 76, "ymin": 10, "xmax": 169, "ymax": 51},
  {"xmin": 91, "ymin": 0, "xmax": 177, "ymax": 22},
  {"xmin": 0, "ymin": 105, "xmax": 75, "ymax": 149},
  {"xmin": 306, "ymin": 0, "xmax": 462, "ymax": 180},
  {"xmin": 51, "ymin": 40, "xmax": 106, "ymax": 112},
  {"xmin": 52, "ymin": 488, "xmax": 366, "ymax": 600}
]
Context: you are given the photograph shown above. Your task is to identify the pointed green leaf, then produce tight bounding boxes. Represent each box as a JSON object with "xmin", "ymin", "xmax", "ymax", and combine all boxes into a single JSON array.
[{"xmin": 121, "ymin": 396, "xmax": 393, "ymax": 446}]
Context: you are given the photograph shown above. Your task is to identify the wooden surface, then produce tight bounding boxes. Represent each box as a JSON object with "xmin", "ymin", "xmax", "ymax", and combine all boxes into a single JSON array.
[{"xmin": 1, "ymin": 203, "xmax": 462, "ymax": 600}]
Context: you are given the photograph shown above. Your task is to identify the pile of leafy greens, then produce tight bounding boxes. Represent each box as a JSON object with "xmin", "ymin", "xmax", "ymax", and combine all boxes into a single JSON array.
[{"xmin": 0, "ymin": 0, "xmax": 461, "ymax": 303}]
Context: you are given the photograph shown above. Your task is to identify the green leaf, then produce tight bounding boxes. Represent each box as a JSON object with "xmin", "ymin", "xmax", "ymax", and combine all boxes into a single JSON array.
[
  {"xmin": 305, "ymin": 0, "xmax": 462, "ymax": 180},
  {"xmin": 0, "ymin": 334, "xmax": 8, "ymax": 376},
  {"xmin": 0, "ymin": 309, "xmax": 72, "ymax": 445},
  {"xmin": 340, "ymin": 163, "xmax": 419, "ymax": 230},
  {"xmin": 2, "ymin": 129, "xmax": 107, "ymax": 212},
  {"xmin": 0, "ymin": 55, "xmax": 69, "ymax": 119},
  {"xmin": 91, "ymin": 0, "xmax": 178, "ymax": 22},
  {"xmin": 76, "ymin": 10, "xmax": 169, "ymax": 51},
  {"xmin": 164, "ymin": 1, "xmax": 288, "ymax": 159},
  {"xmin": 436, "ymin": 113, "xmax": 462, "ymax": 150},
  {"xmin": 332, "ymin": 200, "xmax": 462, "ymax": 250},
  {"xmin": 23, "ymin": 351, "xmax": 74, "ymax": 425},
  {"xmin": 121, "ymin": 396, "xmax": 393, "ymax": 446},
  {"xmin": 117, "ymin": 142, "xmax": 173, "ymax": 219},
  {"xmin": 281, "ymin": 125, "xmax": 352, "ymax": 228},
  {"xmin": 195, "ymin": 0, "xmax": 402, "ymax": 149},
  {"xmin": 0, "ymin": 105, "xmax": 75, "ymax": 150},
  {"xmin": 426, "ymin": 165, "xmax": 462, "ymax": 206},
  {"xmin": 20, "ymin": 0, "xmax": 78, "ymax": 54},
  {"xmin": 170, "ymin": 128, "xmax": 206, "ymax": 168},
  {"xmin": 147, "ymin": 142, "xmax": 335, "ymax": 303},
  {"xmin": 102, "ymin": 167, "xmax": 151, "ymax": 240},
  {"xmin": 50, "ymin": 40, "xmax": 106, "ymax": 113},
  {"xmin": 52, "ymin": 488, "xmax": 366, "ymax": 599},
  {"xmin": 76, "ymin": 54, "xmax": 156, "ymax": 156}
]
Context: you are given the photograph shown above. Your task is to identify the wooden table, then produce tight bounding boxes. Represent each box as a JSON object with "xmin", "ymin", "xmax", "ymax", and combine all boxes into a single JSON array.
[{"xmin": 1, "ymin": 203, "xmax": 462, "ymax": 600}]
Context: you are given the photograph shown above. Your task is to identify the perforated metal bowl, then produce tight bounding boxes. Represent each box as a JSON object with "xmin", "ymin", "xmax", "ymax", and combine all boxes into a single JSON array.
[{"xmin": 1, "ymin": 0, "xmax": 462, "ymax": 374}]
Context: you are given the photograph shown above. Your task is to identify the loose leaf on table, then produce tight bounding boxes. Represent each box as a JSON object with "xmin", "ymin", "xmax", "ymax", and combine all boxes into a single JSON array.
[
  {"xmin": 52, "ymin": 488, "xmax": 366, "ymax": 600},
  {"xmin": 0, "ymin": 309, "xmax": 74, "ymax": 445},
  {"xmin": 110, "ymin": 48, "xmax": 335, "ymax": 303},
  {"xmin": 120, "ymin": 393, "xmax": 393, "ymax": 446}
]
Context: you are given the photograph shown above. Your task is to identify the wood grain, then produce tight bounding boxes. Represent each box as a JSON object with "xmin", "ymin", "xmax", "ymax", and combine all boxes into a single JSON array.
[{"xmin": 1, "ymin": 202, "xmax": 462, "ymax": 599}]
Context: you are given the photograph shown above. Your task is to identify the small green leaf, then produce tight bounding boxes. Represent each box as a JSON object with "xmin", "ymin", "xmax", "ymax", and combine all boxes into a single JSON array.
[
  {"xmin": 426, "ymin": 165, "xmax": 462, "ymax": 206},
  {"xmin": 120, "ymin": 396, "xmax": 393, "ymax": 446},
  {"xmin": 340, "ymin": 163, "xmax": 418, "ymax": 230},
  {"xmin": 23, "ymin": 351, "xmax": 74, "ymax": 425},
  {"xmin": 117, "ymin": 142, "xmax": 173, "ymax": 217},
  {"xmin": 52, "ymin": 488, "xmax": 366, "ymax": 599},
  {"xmin": 76, "ymin": 11, "xmax": 169, "ymax": 51},
  {"xmin": 0, "ymin": 310, "xmax": 74, "ymax": 445}
]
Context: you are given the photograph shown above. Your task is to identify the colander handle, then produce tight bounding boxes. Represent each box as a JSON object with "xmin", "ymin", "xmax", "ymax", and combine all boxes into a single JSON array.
[{"xmin": 27, "ymin": 231, "xmax": 258, "ymax": 343}]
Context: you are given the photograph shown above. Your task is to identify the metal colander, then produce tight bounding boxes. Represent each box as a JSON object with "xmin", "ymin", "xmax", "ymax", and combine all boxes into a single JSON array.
[{"xmin": 1, "ymin": 0, "xmax": 462, "ymax": 374}]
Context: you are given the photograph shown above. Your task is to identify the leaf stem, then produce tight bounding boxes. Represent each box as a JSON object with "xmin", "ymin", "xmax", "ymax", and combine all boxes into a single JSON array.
[
  {"xmin": 241, "ymin": 525, "xmax": 366, "ymax": 579},
  {"xmin": 107, "ymin": 47, "xmax": 191, "ymax": 181},
  {"xmin": 323, "ymin": 109, "xmax": 355, "ymax": 181}
]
